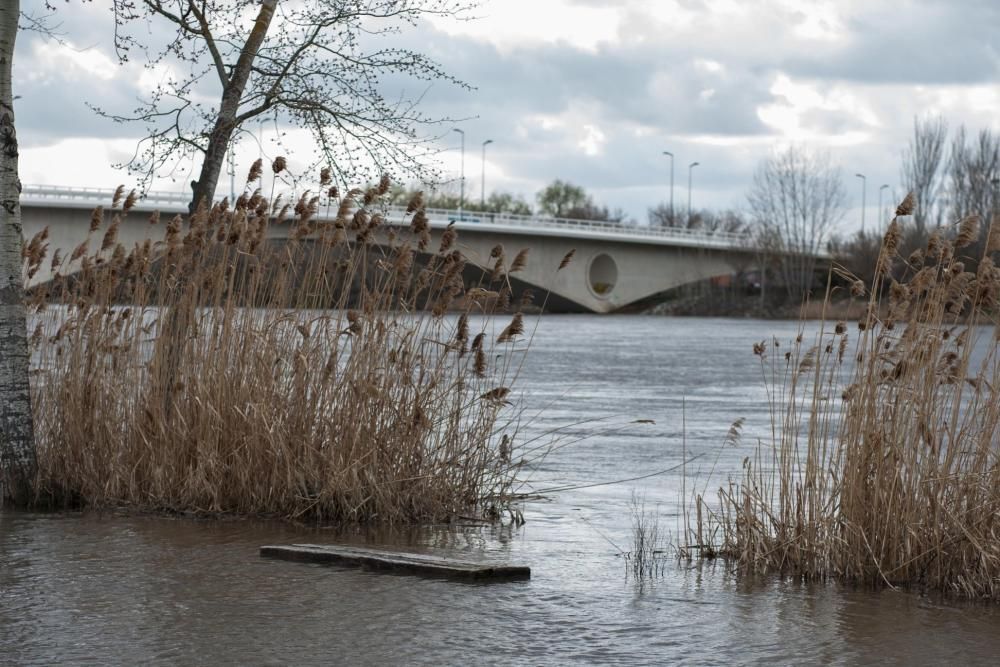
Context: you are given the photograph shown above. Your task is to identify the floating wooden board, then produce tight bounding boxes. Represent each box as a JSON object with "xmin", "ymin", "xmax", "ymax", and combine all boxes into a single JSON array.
[{"xmin": 260, "ymin": 544, "xmax": 530, "ymax": 581}]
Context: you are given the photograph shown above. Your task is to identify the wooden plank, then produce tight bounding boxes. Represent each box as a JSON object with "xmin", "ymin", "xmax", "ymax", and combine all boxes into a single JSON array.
[{"xmin": 260, "ymin": 544, "xmax": 531, "ymax": 581}]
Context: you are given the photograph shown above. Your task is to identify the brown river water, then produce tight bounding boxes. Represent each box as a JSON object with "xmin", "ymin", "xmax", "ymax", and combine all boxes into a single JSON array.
[{"xmin": 4, "ymin": 315, "xmax": 1000, "ymax": 665}]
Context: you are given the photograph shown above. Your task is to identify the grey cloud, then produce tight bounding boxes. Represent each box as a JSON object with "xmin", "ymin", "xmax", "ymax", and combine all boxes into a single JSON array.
[
  {"xmin": 418, "ymin": 33, "xmax": 772, "ymax": 135},
  {"xmin": 13, "ymin": 0, "xmax": 999, "ymax": 224},
  {"xmin": 782, "ymin": 1, "xmax": 1000, "ymax": 84},
  {"xmin": 796, "ymin": 109, "xmax": 865, "ymax": 136},
  {"xmin": 17, "ymin": 69, "xmax": 141, "ymax": 146}
]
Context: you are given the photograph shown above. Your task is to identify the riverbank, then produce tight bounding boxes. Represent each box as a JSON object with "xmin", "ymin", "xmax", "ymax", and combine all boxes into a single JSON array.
[{"xmin": 644, "ymin": 289, "xmax": 871, "ymax": 321}]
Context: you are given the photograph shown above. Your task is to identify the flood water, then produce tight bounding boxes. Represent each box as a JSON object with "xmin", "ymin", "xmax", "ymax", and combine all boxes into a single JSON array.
[{"xmin": 4, "ymin": 315, "xmax": 1000, "ymax": 665}]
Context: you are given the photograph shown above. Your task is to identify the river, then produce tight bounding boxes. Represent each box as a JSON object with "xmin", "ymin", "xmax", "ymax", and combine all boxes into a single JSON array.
[{"xmin": 4, "ymin": 315, "xmax": 1000, "ymax": 665}]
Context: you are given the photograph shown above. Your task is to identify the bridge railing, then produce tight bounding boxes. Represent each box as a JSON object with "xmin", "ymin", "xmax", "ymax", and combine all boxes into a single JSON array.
[
  {"xmin": 22, "ymin": 184, "xmax": 192, "ymax": 209},
  {"xmin": 411, "ymin": 206, "xmax": 752, "ymax": 247},
  {"xmin": 21, "ymin": 184, "xmax": 758, "ymax": 251}
]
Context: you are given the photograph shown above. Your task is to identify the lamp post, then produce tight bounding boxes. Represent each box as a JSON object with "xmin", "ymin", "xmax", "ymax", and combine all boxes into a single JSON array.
[
  {"xmin": 663, "ymin": 151, "xmax": 674, "ymax": 225},
  {"xmin": 688, "ymin": 161, "xmax": 700, "ymax": 225},
  {"xmin": 878, "ymin": 184, "xmax": 889, "ymax": 233},
  {"xmin": 453, "ymin": 128, "xmax": 465, "ymax": 215},
  {"xmin": 855, "ymin": 173, "xmax": 866, "ymax": 234},
  {"xmin": 481, "ymin": 139, "xmax": 493, "ymax": 209}
]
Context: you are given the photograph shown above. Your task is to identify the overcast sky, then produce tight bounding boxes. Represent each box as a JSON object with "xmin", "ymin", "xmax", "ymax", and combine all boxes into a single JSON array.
[{"xmin": 15, "ymin": 0, "xmax": 1000, "ymax": 230}]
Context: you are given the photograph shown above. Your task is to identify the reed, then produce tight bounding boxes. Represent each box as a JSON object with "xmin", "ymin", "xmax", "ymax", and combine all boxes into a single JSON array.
[
  {"xmin": 694, "ymin": 198, "xmax": 1000, "ymax": 599},
  {"xmin": 23, "ymin": 165, "xmax": 532, "ymax": 523},
  {"xmin": 626, "ymin": 492, "xmax": 667, "ymax": 580}
]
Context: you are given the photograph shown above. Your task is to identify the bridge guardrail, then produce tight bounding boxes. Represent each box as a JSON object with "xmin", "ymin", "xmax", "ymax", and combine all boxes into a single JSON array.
[
  {"xmin": 22, "ymin": 184, "xmax": 192, "ymax": 208},
  {"xmin": 21, "ymin": 184, "xmax": 761, "ymax": 252},
  {"xmin": 422, "ymin": 206, "xmax": 750, "ymax": 247}
]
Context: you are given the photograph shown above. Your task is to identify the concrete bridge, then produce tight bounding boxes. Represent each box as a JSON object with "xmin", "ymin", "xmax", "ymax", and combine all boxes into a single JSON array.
[{"xmin": 21, "ymin": 184, "xmax": 765, "ymax": 313}]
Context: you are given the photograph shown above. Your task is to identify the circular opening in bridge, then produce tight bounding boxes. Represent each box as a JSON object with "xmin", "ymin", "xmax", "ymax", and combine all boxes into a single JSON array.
[{"xmin": 588, "ymin": 253, "xmax": 618, "ymax": 298}]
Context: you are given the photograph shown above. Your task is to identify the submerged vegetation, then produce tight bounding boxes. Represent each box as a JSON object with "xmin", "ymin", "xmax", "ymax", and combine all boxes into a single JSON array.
[
  {"xmin": 22, "ymin": 161, "xmax": 543, "ymax": 523},
  {"xmin": 692, "ymin": 195, "xmax": 1000, "ymax": 599},
  {"xmin": 625, "ymin": 492, "xmax": 667, "ymax": 580}
]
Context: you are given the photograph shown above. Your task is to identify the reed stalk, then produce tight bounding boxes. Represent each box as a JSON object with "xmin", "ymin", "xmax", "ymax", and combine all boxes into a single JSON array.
[{"xmin": 696, "ymin": 197, "xmax": 1000, "ymax": 599}]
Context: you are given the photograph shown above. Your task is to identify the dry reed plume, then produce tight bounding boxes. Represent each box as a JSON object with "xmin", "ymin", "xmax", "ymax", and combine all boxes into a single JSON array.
[
  {"xmin": 692, "ymin": 200, "xmax": 1000, "ymax": 600},
  {"xmin": 23, "ymin": 165, "xmax": 534, "ymax": 523}
]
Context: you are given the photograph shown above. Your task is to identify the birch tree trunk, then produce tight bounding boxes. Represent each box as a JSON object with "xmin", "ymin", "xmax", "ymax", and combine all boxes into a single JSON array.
[{"xmin": 0, "ymin": 0, "xmax": 37, "ymax": 504}]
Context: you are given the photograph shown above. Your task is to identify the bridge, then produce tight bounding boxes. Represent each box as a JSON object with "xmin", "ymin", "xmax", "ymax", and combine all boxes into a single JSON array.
[{"xmin": 21, "ymin": 184, "xmax": 762, "ymax": 313}]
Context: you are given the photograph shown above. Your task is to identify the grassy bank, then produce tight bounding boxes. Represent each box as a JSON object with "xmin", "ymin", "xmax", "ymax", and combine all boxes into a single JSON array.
[
  {"xmin": 23, "ymin": 164, "xmax": 543, "ymax": 523},
  {"xmin": 646, "ymin": 289, "xmax": 874, "ymax": 321},
  {"xmin": 691, "ymin": 198, "xmax": 1000, "ymax": 599}
]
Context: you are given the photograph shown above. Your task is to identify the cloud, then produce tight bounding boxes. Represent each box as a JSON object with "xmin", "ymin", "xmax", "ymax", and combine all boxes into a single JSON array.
[
  {"xmin": 12, "ymin": 0, "xmax": 1000, "ymax": 229},
  {"xmin": 426, "ymin": 0, "xmax": 621, "ymax": 53},
  {"xmin": 783, "ymin": 0, "xmax": 1000, "ymax": 84},
  {"xmin": 16, "ymin": 38, "xmax": 142, "ymax": 145}
]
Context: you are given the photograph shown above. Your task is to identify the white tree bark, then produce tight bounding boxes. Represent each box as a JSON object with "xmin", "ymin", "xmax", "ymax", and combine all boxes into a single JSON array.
[{"xmin": 0, "ymin": 0, "xmax": 37, "ymax": 504}]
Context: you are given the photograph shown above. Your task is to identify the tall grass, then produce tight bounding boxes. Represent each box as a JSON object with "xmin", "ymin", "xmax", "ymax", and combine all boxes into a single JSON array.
[
  {"xmin": 695, "ymin": 195, "xmax": 1000, "ymax": 599},
  {"xmin": 22, "ymin": 162, "xmax": 539, "ymax": 523}
]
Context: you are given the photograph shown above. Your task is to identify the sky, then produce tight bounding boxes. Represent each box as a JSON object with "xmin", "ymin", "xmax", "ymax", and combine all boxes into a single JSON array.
[{"xmin": 14, "ymin": 0, "xmax": 1000, "ymax": 232}]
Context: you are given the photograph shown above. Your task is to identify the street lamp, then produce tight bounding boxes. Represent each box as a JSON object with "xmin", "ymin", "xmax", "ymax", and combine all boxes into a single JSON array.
[
  {"xmin": 688, "ymin": 161, "xmax": 700, "ymax": 225},
  {"xmin": 878, "ymin": 184, "xmax": 889, "ymax": 232},
  {"xmin": 453, "ymin": 128, "xmax": 465, "ymax": 215},
  {"xmin": 663, "ymin": 151, "xmax": 674, "ymax": 225},
  {"xmin": 481, "ymin": 139, "xmax": 493, "ymax": 209},
  {"xmin": 855, "ymin": 173, "xmax": 866, "ymax": 234}
]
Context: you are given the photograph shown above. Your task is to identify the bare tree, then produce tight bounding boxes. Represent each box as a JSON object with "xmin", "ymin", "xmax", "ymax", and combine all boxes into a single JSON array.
[
  {"xmin": 747, "ymin": 146, "xmax": 845, "ymax": 299},
  {"xmin": 0, "ymin": 0, "xmax": 36, "ymax": 504},
  {"xmin": 103, "ymin": 0, "xmax": 474, "ymax": 212},
  {"xmin": 694, "ymin": 209, "xmax": 746, "ymax": 233},
  {"xmin": 649, "ymin": 202, "xmax": 688, "ymax": 228},
  {"xmin": 829, "ymin": 229, "xmax": 882, "ymax": 290},
  {"xmin": 901, "ymin": 115, "xmax": 948, "ymax": 235},
  {"xmin": 18, "ymin": 3, "xmax": 61, "ymax": 37},
  {"xmin": 948, "ymin": 125, "xmax": 1000, "ymax": 254},
  {"xmin": 648, "ymin": 202, "xmax": 671, "ymax": 227}
]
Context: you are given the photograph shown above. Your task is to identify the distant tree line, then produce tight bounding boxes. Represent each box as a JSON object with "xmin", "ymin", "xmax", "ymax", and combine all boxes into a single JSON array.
[
  {"xmin": 833, "ymin": 117, "xmax": 1000, "ymax": 292},
  {"xmin": 646, "ymin": 117, "xmax": 1000, "ymax": 308},
  {"xmin": 388, "ymin": 179, "xmax": 634, "ymax": 222}
]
